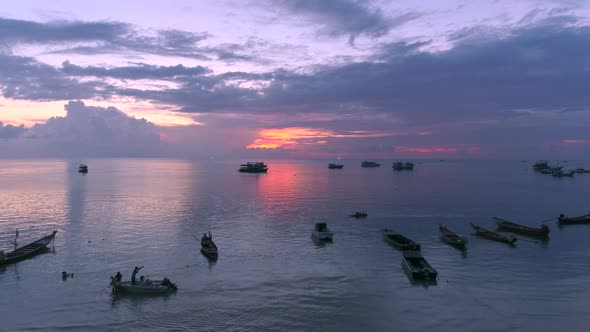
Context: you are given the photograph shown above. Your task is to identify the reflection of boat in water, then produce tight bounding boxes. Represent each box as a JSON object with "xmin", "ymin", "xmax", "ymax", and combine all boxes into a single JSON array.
[
  {"xmin": 401, "ymin": 251, "xmax": 438, "ymax": 280},
  {"xmin": 78, "ymin": 164, "xmax": 88, "ymax": 173},
  {"xmin": 0, "ymin": 230, "xmax": 57, "ymax": 265},
  {"xmin": 552, "ymin": 169, "xmax": 575, "ymax": 178},
  {"xmin": 361, "ymin": 161, "xmax": 380, "ymax": 168},
  {"xmin": 471, "ymin": 223, "xmax": 516, "ymax": 245},
  {"xmin": 328, "ymin": 163, "xmax": 344, "ymax": 169},
  {"xmin": 312, "ymin": 222, "xmax": 334, "ymax": 241},
  {"xmin": 439, "ymin": 225, "xmax": 467, "ymax": 249},
  {"xmin": 558, "ymin": 213, "xmax": 590, "ymax": 225},
  {"xmin": 382, "ymin": 229, "xmax": 420, "ymax": 251},
  {"xmin": 494, "ymin": 217, "xmax": 549, "ymax": 238},
  {"xmin": 199, "ymin": 231, "xmax": 218, "ymax": 258},
  {"xmin": 238, "ymin": 162, "xmax": 268, "ymax": 173},
  {"xmin": 392, "ymin": 162, "xmax": 414, "ymax": 170}
]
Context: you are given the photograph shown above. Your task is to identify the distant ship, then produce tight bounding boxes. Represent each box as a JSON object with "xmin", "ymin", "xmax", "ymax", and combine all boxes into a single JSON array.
[
  {"xmin": 328, "ymin": 163, "xmax": 343, "ymax": 169},
  {"xmin": 78, "ymin": 164, "xmax": 88, "ymax": 173},
  {"xmin": 392, "ymin": 162, "xmax": 414, "ymax": 170},
  {"xmin": 361, "ymin": 161, "xmax": 380, "ymax": 168},
  {"xmin": 238, "ymin": 162, "xmax": 268, "ymax": 173}
]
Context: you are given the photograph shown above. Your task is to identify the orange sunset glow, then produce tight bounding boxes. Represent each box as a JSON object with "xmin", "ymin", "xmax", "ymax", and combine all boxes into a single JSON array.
[{"xmin": 247, "ymin": 127, "xmax": 392, "ymax": 149}]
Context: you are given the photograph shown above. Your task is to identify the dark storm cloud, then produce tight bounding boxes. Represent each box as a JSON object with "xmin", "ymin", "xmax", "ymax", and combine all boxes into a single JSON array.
[
  {"xmin": 274, "ymin": 0, "xmax": 421, "ymax": 44},
  {"xmin": 61, "ymin": 61, "xmax": 211, "ymax": 79},
  {"xmin": 0, "ymin": 122, "xmax": 26, "ymax": 139},
  {"xmin": 0, "ymin": 54, "xmax": 104, "ymax": 101}
]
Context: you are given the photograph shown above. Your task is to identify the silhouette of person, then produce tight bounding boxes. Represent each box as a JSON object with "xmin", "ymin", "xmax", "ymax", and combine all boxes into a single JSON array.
[{"xmin": 131, "ymin": 266, "xmax": 143, "ymax": 284}]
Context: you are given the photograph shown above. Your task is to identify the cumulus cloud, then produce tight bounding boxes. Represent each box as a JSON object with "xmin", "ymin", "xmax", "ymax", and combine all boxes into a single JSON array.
[
  {"xmin": 0, "ymin": 121, "xmax": 26, "ymax": 139},
  {"xmin": 25, "ymin": 100, "xmax": 162, "ymax": 157}
]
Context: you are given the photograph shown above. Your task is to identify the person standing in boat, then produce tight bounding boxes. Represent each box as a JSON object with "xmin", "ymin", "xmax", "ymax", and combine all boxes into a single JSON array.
[
  {"xmin": 131, "ymin": 266, "xmax": 143, "ymax": 284},
  {"xmin": 115, "ymin": 272, "xmax": 122, "ymax": 282}
]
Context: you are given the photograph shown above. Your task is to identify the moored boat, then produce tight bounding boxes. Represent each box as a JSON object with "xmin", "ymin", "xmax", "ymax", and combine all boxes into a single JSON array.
[
  {"xmin": 78, "ymin": 164, "xmax": 88, "ymax": 173},
  {"xmin": 558, "ymin": 213, "xmax": 590, "ymax": 225},
  {"xmin": 575, "ymin": 168, "xmax": 590, "ymax": 174},
  {"xmin": 471, "ymin": 223, "xmax": 516, "ymax": 245},
  {"xmin": 392, "ymin": 162, "xmax": 415, "ymax": 170},
  {"xmin": 238, "ymin": 162, "xmax": 268, "ymax": 173},
  {"xmin": 328, "ymin": 163, "xmax": 344, "ymax": 169},
  {"xmin": 382, "ymin": 229, "xmax": 420, "ymax": 251},
  {"xmin": 199, "ymin": 231, "xmax": 218, "ymax": 258},
  {"xmin": 361, "ymin": 161, "xmax": 381, "ymax": 168},
  {"xmin": 401, "ymin": 251, "xmax": 438, "ymax": 280},
  {"xmin": 312, "ymin": 222, "xmax": 334, "ymax": 241},
  {"xmin": 439, "ymin": 225, "xmax": 467, "ymax": 249},
  {"xmin": 493, "ymin": 217, "xmax": 549, "ymax": 237},
  {"xmin": 532, "ymin": 161, "xmax": 550, "ymax": 171},
  {"xmin": 349, "ymin": 211, "xmax": 367, "ymax": 218},
  {"xmin": 0, "ymin": 231, "xmax": 57, "ymax": 265}
]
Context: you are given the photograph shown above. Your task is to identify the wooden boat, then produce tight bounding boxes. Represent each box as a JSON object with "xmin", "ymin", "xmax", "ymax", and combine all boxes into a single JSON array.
[
  {"xmin": 0, "ymin": 231, "xmax": 57, "ymax": 265},
  {"xmin": 558, "ymin": 213, "xmax": 590, "ymax": 225},
  {"xmin": 401, "ymin": 251, "xmax": 438, "ymax": 280},
  {"xmin": 470, "ymin": 223, "xmax": 516, "ymax": 245},
  {"xmin": 382, "ymin": 229, "xmax": 420, "ymax": 251},
  {"xmin": 439, "ymin": 225, "xmax": 467, "ymax": 249},
  {"xmin": 78, "ymin": 164, "xmax": 88, "ymax": 173},
  {"xmin": 312, "ymin": 222, "xmax": 334, "ymax": 241},
  {"xmin": 110, "ymin": 277, "xmax": 177, "ymax": 294},
  {"xmin": 494, "ymin": 217, "xmax": 549, "ymax": 237},
  {"xmin": 194, "ymin": 232, "xmax": 218, "ymax": 258},
  {"xmin": 328, "ymin": 163, "xmax": 343, "ymax": 169}
]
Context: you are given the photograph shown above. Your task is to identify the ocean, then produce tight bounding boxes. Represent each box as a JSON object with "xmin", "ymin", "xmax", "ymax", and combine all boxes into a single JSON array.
[{"xmin": 1, "ymin": 158, "xmax": 590, "ymax": 331}]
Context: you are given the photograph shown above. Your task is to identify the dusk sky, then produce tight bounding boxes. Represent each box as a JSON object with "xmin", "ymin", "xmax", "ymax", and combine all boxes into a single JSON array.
[{"xmin": 1, "ymin": 0, "xmax": 590, "ymax": 159}]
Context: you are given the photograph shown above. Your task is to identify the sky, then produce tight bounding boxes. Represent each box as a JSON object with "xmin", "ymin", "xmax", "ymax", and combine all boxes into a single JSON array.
[{"xmin": 1, "ymin": 0, "xmax": 590, "ymax": 159}]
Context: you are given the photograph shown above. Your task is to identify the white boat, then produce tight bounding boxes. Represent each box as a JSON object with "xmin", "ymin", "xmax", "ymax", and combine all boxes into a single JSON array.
[
  {"xmin": 110, "ymin": 278, "xmax": 177, "ymax": 294},
  {"xmin": 312, "ymin": 222, "xmax": 334, "ymax": 241}
]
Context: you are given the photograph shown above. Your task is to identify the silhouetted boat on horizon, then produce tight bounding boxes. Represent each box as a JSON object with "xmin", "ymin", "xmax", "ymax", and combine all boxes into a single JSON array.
[
  {"xmin": 328, "ymin": 163, "xmax": 343, "ymax": 169},
  {"xmin": 238, "ymin": 162, "xmax": 268, "ymax": 173},
  {"xmin": 361, "ymin": 161, "xmax": 380, "ymax": 168},
  {"xmin": 78, "ymin": 164, "xmax": 88, "ymax": 173}
]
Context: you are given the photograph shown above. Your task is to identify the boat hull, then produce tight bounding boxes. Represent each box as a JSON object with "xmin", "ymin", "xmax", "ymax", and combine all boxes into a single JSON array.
[
  {"xmin": 112, "ymin": 281, "xmax": 176, "ymax": 294},
  {"xmin": 439, "ymin": 225, "xmax": 467, "ymax": 249},
  {"xmin": 312, "ymin": 231, "xmax": 334, "ymax": 241},
  {"xmin": 1, "ymin": 231, "xmax": 57, "ymax": 265},
  {"xmin": 471, "ymin": 223, "xmax": 516, "ymax": 245},
  {"xmin": 558, "ymin": 216, "xmax": 590, "ymax": 225},
  {"xmin": 383, "ymin": 231, "xmax": 420, "ymax": 251},
  {"xmin": 401, "ymin": 251, "xmax": 438, "ymax": 280},
  {"xmin": 494, "ymin": 218, "xmax": 549, "ymax": 237}
]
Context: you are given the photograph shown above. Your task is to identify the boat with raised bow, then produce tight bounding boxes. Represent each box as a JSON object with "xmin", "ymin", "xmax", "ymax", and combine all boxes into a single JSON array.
[
  {"xmin": 471, "ymin": 223, "xmax": 516, "ymax": 245},
  {"xmin": 558, "ymin": 213, "xmax": 590, "ymax": 225},
  {"xmin": 382, "ymin": 229, "xmax": 420, "ymax": 251},
  {"xmin": 494, "ymin": 217, "xmax": 549, "ymax": 237},
  {"xmin": 199, "ymin": 231, "xmax": 218, "ymax": 258},
  {"xmin": 439, "ymin": 225, "xmax": 467, "ymax": 249},
  {"xmin": 0, "ymin": 231, "xmax": 57, "ymax": 265}
]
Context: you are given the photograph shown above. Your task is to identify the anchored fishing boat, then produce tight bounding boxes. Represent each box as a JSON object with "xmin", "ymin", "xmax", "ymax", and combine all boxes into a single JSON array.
[
  {"xmin": 238, "ymin": 162, "xmax": 268, "ymax": 173},
  {"xmin": 328, "ymin": 163, "xmax": 344, "ymax": 169},
  {"xmin": 349, "ymin": 211, "xmax": 368, "ymax": 218},
  {"xmin": 312, "ymin": 222, "xmax": 334, "ymax": 241},
  {"xmin": 0, "ymin": 230, "xmax": 57, "ymax": 265},
  {"xmin": 558, "ymin": 213, "xmax": 590, "ymax": 225},
  {"xmin": 382, "ymin": 229, "xmax": 420, "ymax": 251},
  {"xmin": 471, "ymin": 223, "xmax": 516, "ymax": 245},
  {"xmin": 199, "ymin": 231, "xmax": 218, "ymax": 258},
  {"xmin": 401, "ymin": 251, "xmax": 438, "ymax": 280},
  {"xmin": 78, "ymin": 164, "xmax": 88, "ymax": 173},
  {"xmin": 439, "ymin": 225, "xmax": 467, "ymax": 249},
  {"xmin": 392, "ymin": 162, "xmax": 415, "ymax": 170},
  {"xmin": 361, "ymin": 161, "xmax": 381, "ymax": 168},
  {"xmin": 494, "ymin": 217, "xmax": 549, "ymax": 237}
]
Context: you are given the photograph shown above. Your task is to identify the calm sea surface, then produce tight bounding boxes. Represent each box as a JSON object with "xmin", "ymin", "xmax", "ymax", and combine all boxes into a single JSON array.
[{"xmin": 1, "ymin": 159, "xmax": 590, "ymax": 331}]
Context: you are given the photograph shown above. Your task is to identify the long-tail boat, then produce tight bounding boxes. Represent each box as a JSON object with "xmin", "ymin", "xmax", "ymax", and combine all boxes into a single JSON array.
[
  {"xmin": 470, "ymin": 223, "xmax": 516, "ymax": 245},
  {"xmin": 558, "ymin": 213, "xmax": 590, "ymax": 225},
  {"xmin": 493, "ymin": 217, "xmax": 549, "ymax": 238},
  {"xmin": 439, "ymin": 225, "xmax": 467, "ymax": 249},
  {"xmin": 0, "ymin": 231, "xmax": 57, "ymax": 265}
]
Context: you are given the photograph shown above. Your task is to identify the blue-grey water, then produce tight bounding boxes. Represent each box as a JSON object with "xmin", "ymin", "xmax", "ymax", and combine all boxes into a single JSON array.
[{"xmin": 1, "ymin": 159, "xmax": 590, "ymax": 331}]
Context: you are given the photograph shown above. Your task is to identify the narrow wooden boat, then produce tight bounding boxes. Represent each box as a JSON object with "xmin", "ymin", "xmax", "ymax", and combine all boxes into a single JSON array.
[
  {"xmin": 0, "ymin": 231, "xmax": 57, "ymax": 265},
  {"xmin": 198, "ymin": 232, "xmax": 218, "ymax": 258},
  {"xmin": 493, "ymin": 217, "xmax": 549, "ymax": 237},
  {"xmin": 382, "ymin": 229, "xmax": 420, "ymax": 251},
  {"xmin": 401, "ymin": 251, "xmax": 438, "ymax": 280},
  {"xmin": 558, "ymin": 213, "xmax": 590, "ymax": 225},
  {"xmin": 312, "ymin": 222, "xmax": 334, "ymax": 241},
  {"xmin": 470, "ymin": 223, "xmax": 516, "ymax": 245},
  {"xmin": 439, "ymin": 225, "xmax": 467, "ymax": 249}
]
